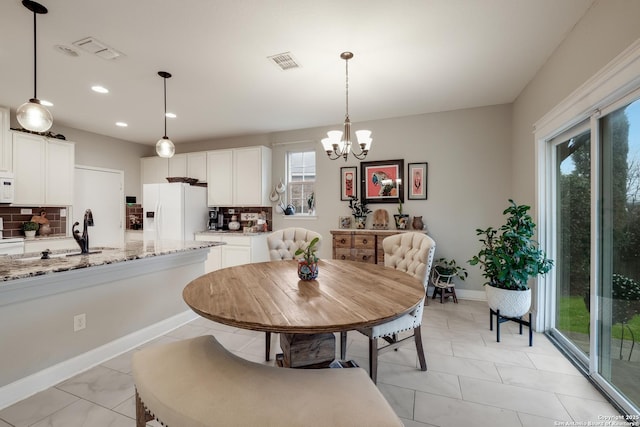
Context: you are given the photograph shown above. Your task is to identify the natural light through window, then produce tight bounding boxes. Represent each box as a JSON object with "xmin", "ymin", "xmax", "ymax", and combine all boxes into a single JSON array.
[{"xmin": 287, "ymin": 151, "xmax": 316, "ymax": 215}]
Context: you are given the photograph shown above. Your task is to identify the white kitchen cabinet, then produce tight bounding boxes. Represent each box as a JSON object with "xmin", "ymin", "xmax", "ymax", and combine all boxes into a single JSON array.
[
  {"xmin": 168, "ymin": 153, "xmax": 187, "ymax": 177},
  {"xmin": 206, "ymin": 150, "xmax": 233, "ymax": 206},
  {"xmin": 187, "ymin": 152, "xmax": 207, "ymax": 182},
  {"xmin": 12, "ymin": 131, "xmax": 75, "ymax": 206},
  {"xmin": 206, "ymin": 146, "xmax": 271, "ymax": 207},
  {"xmin": 195, "ymin": 232, "xmax": 268, "ymax": 272},
  {"xmin": 141, "ymin": 156, "xmax": 169, "ymax": 185},
  {"xmin": 0, "ymin": 107, "xmax": 11, "ymax": 171}
]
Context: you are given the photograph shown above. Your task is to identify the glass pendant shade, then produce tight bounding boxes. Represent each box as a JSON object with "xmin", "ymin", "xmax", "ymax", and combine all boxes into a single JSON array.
[
  {"xmin": 16, "ymin": 99, "xmax": 52, "ymax": 133},
  {"xmin": 156, "ymin": 136, "xmax": 175, "ymax": 158}
]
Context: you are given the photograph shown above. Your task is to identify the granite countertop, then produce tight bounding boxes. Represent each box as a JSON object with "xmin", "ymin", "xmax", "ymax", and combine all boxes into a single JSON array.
[
  {"xmin": 0, "ymin": 240, "xmax": 224, "ymax": 282},
  {"xmin": 196, "ymin": 230, "xmax": 269, "ymax": 236}
]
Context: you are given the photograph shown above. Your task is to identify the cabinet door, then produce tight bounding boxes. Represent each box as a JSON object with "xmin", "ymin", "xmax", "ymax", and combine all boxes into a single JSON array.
[
  {"xmin": 12, "ymin": 132, "xmax": 46, "ymax": 205},
  {"xmin": 222, "ymin": 246, "xmax": 251, "ymax": 268},
  {"xmin": 0, "ymin": 107, "xmax": 11, "ymax": 171},
  {"xmin": 233, "ymin": 147, "xmax": 270, "ymax": 206},
  {"xmin": 141, "ymin": 156, "xmax": 169, "ymax": 185},
  {"xmin": 206, "ymin": 150, "xmax": 233, "ymax": 206},
  {"xmin": 168, "ymin": 153, "xmax": 187, "ymax": 177},
  {"xmin": 187, "ymin": 152, "xmax": 207, "ymax": 182},
  {"xmin": 45, "ymin": 139, "xmax": 74, "ymax": 205}
]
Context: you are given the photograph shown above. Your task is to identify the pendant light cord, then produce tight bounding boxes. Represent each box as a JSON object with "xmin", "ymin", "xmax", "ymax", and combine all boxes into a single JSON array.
[
  {"xmin": 32, "ymin": 10, "xmax": 37, "ymax": 99},
  {"xmin": 163, "ymin": 76, "xmax": 167, "ymax": 138},
  {"xmin": 344, "ymin": 56, "xmax": 349, "ymax": 120}
]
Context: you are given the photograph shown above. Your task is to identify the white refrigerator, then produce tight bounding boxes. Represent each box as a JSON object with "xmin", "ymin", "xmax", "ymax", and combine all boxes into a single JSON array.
[{"xmin": 143, "ymin": 183, "xmax": 208, "ymax": 241}]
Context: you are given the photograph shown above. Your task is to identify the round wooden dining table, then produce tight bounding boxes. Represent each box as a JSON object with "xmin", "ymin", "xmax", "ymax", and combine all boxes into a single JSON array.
[{"xmin": 182, "ymin": 258, "xmax": 426, "ymax": 334}]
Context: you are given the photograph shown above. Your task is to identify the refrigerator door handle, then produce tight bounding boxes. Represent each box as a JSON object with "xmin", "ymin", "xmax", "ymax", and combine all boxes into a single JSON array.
[{"xmin": 155, "ymin": 202, "xmax": 161, "ymax": 240}]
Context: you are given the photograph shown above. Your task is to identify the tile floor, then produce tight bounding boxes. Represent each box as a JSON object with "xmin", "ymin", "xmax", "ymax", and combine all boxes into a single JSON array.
[{"xmin": 0, "ymin": 299, "xmax": 627, "ymax": 427}]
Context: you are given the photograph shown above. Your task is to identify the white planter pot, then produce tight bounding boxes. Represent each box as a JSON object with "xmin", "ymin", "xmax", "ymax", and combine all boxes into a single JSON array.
[
  {"xmin": 24, "ymin": 230, "xmax": 36, "ymax": 240},
  {"xmin": 485, "ymin": 285, "xmax": 531, "ymax": 318}
]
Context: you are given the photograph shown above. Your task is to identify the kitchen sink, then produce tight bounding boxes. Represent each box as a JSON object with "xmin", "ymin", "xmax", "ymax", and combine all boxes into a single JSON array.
[{"xmin": 16, "ymin": 250, "xmax": 103, "ymax": 262}]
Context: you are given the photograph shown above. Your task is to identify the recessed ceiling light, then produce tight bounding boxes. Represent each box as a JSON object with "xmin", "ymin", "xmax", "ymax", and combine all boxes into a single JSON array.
[
  {"xmin": 40, "ymin": 99, "xmax": 53, "ymax": 107},
  {"xmin": 165, "ymin": 112, "xmax": 176, "ymax": 118},
  {"xmin": 91, "ymin": 85, "xmax": 109, "ymax": 94},
  {"xmin": 115, "ymin": 122, "xmax": 128, "ymax": 127}
]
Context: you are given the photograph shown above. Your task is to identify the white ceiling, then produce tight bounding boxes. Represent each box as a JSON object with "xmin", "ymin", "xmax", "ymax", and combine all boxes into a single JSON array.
[{"xmin": 0, "ymin": 0, "xmax": 594, "ymax": 145}]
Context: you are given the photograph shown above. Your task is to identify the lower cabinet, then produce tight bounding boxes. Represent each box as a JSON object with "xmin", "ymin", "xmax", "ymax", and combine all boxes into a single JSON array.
[
  {"xmin": 195, "ymin": 233, "xmax": 269, "ymax": 272},
  {"xmin": 330, "ymin": 229, "xmax": 412, "ymax": 264}
]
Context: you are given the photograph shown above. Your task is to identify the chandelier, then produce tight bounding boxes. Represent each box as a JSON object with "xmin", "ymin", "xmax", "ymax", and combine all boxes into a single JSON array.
[{"xmin": 321, "ymin": 52, "xmax": 372, "ymax": 161}]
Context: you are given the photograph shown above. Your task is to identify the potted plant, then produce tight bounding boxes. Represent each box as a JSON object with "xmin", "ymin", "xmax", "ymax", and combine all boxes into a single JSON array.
[
  {"xmin": 432, "ymin": 258, "xmax": 468, "ymax": 282},
  {"xmin": 468, "ymin": 199, "xmax": 554, "ymax": 318},
  {"xmin": 22, "ymin": 221, "xmax": 39, "ymax": 239},
  {"xmin": 294, "ymin": 236, "xmax": 320, "ymax": 280},
  {"xmin": 348, "ymin": 197, "xmax": 371, "ymax": 229},
  {"xmin": 394, "ymin": 198, "xmax": 409, "ymax": 229}
]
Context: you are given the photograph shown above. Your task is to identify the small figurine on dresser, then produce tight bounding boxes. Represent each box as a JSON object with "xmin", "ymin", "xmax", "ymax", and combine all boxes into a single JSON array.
[
  {"xmin": 30, "ymin": 211, "xmax": 52, "ymax": 236},
  {"xmin": 372, "ymin": 209, "xmax": 389, "ymax": 230}
]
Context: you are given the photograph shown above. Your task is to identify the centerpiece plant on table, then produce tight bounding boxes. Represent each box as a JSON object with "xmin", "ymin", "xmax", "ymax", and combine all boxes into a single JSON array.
[{"xmin": 294, "ymin": 236, "xmax": 320, "ymax": 280}]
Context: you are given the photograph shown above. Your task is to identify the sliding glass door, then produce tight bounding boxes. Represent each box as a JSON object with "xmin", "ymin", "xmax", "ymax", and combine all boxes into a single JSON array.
[
  {"xmin": 598, "ymin": 99, "xmax": 640, "ymax": 409},
  {"xmin": 549, "ymin": 97, "xmax": 640, "ymax": 413}
]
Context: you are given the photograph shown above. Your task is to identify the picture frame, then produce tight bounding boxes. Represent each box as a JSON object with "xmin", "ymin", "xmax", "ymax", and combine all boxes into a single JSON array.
[
  {"xmin": 407, "ymin": 162, "xmax": 428, "ymax": 200},
  {"xmin": 339, "ymin": 216, "xmax": 352, "ymax": 229},
  {"xmin": 340, "ymin": 166, "xmax": 358, "ymax": 201},
  {"xmin": 360, "ymin": 159, "xmax": 404, "ymax": 204}
]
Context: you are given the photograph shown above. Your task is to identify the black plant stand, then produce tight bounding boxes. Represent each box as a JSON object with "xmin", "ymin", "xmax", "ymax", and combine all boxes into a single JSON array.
[{"xmin": 489, "ymin": 309, "xmax": 533, "ymax": 346}]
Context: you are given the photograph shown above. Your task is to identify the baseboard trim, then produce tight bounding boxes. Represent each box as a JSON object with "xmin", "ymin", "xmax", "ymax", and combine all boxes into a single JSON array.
[
  {"xmin": 0, "ymin": 310, "xmax": 198, "ymax": 410},
  {"xmin": 455, "ymin": 289, "xmax": 487, "ymax": 301}
]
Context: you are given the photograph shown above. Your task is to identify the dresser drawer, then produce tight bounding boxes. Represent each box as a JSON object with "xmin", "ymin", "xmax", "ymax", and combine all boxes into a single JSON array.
[
  {"xmin": 353, "ymin": 235, "xmax": 375, "ymax": 249},
  {"xmin": 353, "ymin": 249, "xmax": 376, "ymax": 264},
  {"xmin": 333, "ymin": 235, "xmax": 352, "ymax": 248},
  {"xmin": 334, "ymin": 248, "xmax": 352, "ymax": 261}
]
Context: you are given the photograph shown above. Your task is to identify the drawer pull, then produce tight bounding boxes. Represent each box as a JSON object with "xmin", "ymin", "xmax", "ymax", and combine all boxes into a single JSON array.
[
  {"xmin": 362, "ymin": 255, "xmax": 369, "ymax": 261},
  {"xmin": 340, "ymin": 238, "xmax": 346, "ymax": 244},
  {"xmin": 362, "ymin": 239, "xmax": 368, "ymax": 244},
  {"xmin": 341, "ymin": 255, "xmax": 346, "ymax": 260}
]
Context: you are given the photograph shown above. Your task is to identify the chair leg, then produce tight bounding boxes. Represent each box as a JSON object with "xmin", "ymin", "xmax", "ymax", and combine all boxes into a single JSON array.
[
  {"xmin": 135, "ymin": 390, "xmax": 154, "ymax": 427},
  {"xmin": 369, "ymin": 337, "xmax": 378, "ymax": 384},
  {"xmin": 340, "ymin": 331, "xmax": 347, "ymax": 360},
  {"xmin": 414, "ymin": 325, "xmax": 427, "ymax": 371},
  {"xmin": 265, "ymin": 332, "xmax": 271, "ymax": 361}
]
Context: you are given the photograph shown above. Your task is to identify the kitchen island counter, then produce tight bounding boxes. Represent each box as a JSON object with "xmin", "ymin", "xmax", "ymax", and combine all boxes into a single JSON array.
[
  {"xmin": 0, "ymin": 240, "xmax": 224, "ymax": 282},
  {"xmin": 0, "ymin": 239, "xmax": 221, "ymax": 408}
]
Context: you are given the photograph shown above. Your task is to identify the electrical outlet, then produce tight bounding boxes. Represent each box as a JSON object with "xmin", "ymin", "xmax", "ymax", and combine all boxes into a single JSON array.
[
  {"xmin": 20, "ymin": 208, "xmax": 32, "ymax": 215},
  {"xmin": 74, "ymin": 313, "xmax": 86, "ymax": 332}
]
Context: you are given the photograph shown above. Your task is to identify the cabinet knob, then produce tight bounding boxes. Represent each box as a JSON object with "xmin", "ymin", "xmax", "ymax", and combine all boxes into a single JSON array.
[
  {"xmin": 363, "ymin": 239, "xmax": 368, "ymax": 244},
  {"xmin": 340, "ymin": 239, "xmax": 346, "ymax": 244},
  {"xmin": 362, "ymin": 255, "xmax": 369, "ymax": 261},
  {"xmin": 340, "ymin": 255, "xmax": 346, "ymax": 260}
]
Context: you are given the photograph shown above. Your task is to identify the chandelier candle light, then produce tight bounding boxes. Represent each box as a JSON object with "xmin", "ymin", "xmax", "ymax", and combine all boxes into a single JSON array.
[
  {"xmin": 16, "ymin": 0, "xmax": 53, "ymax": 133},
  {"xmin": 156, "ymin": 71, "xmax": 176, "ymax": 158},
  {"xmin": 321, "ymin": 52, "xmax": 372, "ymax": 161}
]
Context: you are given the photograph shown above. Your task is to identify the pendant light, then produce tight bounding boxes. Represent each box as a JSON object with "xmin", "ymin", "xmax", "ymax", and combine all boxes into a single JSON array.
[
  {"xmin": 321, "ymin": 52, "xmax": 372, "ymax": 161},
  {"xmin": 156, "ymin": 71, "xmax": 175, "ymax": 158},
  {"xmin": 16, "ymin": 0, "xmax": 53, "ymax": 133}
]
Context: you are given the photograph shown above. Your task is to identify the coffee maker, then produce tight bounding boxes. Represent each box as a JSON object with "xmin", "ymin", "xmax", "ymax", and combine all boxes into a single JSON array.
[{"xmin": 208, "ymin": 208, "xmax": 219, "ymax": 230}]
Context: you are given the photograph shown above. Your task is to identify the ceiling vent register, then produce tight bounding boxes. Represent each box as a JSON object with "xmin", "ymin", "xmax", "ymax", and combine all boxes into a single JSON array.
[
  {"xmin": 267, "ymin": 52, "xmax": 300, "ymax": 70},
  {"xmin": 72, "ymin": 37, "xmax": 122, "ymax": 60}
]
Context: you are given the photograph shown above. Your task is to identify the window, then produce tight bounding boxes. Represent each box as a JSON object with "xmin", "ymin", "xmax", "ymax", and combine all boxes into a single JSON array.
[{"xmin": 287, "ymin": 150, "xmax": 316, "ymax": 214}]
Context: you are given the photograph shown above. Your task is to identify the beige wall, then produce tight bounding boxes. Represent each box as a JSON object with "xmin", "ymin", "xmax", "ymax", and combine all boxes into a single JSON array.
[{"xmin": 512, "ymin": 0, "xmax": 640, "ymax": 206}]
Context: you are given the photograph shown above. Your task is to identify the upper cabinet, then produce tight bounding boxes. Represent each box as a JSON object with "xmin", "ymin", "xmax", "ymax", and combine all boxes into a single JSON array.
[
  {"xmin": 12, "ymin": 131, "xmax": 75, "ymax": 206},
  {"xmin": 142, "ymin": 152, "xmax": 207, "ymax": 186},
  {"xmin": 0, "ymin": 107, "xmax": 11, "ymax": 171},
  {"xmin": 141, "ymin": 156, "xmax": 169, "ymax": 185},
  {"xmin": 207, "ymin": 146, "xmax": 271, "ymax": 207}
]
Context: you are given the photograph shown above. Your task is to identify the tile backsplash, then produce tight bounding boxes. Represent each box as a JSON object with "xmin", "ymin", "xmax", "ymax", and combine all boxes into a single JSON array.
[
  {"xmin": 217, "ymin": 206, "xmax": 272, "ymax": 231},
  {"xmin": 0, "ymin": 206, "xmax": 67, "ymax": 238}
]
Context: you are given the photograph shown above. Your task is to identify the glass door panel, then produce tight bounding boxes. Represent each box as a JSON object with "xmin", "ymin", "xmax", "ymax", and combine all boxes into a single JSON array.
[
  {"xmin": 599, "ymin": 100, "xmax": 640, "ymax": 410},
  {"xmin": 555, "ymin": 128, "xmax": 592, "ymax": 356}
]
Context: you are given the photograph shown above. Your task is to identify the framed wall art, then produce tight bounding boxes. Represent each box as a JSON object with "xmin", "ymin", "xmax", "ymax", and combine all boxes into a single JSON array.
[
  {"xmin": 360, "ymin": 159, "xmax": 404, "ymax": 204},
  {"xmin": 339, "ymin": 216, "xmax": 352, "ymax": 229},
  {"xmin": 407, "ymin": 162, "xmax": 428, "ymax": 200},
  {"xmin": 340, "ymin": 166, "xmax": 358, "ymax": 200}
]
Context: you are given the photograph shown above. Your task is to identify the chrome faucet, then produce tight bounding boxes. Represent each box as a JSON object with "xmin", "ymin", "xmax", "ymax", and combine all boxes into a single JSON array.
[{"xmin": 72, "ymin": 209, "xmax": 94, "ymax": 254}]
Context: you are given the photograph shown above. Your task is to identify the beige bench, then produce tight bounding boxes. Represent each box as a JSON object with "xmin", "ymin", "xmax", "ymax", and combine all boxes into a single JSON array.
[{"xmin": 132, "ymin": 335, "xmax": 403, "ymax": 427}]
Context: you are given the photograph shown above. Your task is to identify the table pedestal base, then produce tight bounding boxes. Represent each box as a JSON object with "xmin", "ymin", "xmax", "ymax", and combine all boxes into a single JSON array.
[{"xmin": 279, "ymin": 333, "xmax": 335, "ymax": 368}]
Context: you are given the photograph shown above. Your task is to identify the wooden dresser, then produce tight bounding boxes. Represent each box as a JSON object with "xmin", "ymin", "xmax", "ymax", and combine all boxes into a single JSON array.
[{"xmin": 330, "ymin": 229, "xmax": 409, "ymax": 264}]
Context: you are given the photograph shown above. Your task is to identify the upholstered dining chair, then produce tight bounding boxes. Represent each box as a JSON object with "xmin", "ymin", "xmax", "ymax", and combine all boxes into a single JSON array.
[
  {"xmin": 341, "ymin": 232, "xmax": 435, "ymax": 383},
  {"xmin": 264, "ymin": 227, "xmax": 323, "ymax": 361}
]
